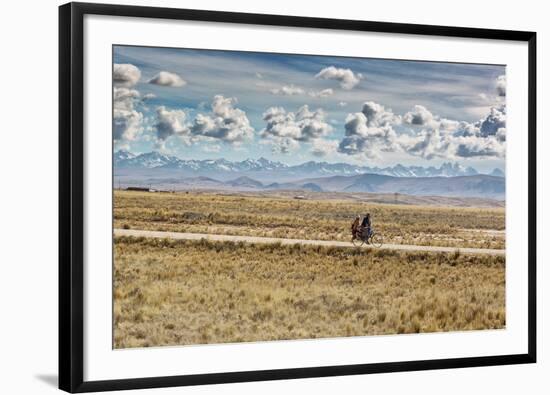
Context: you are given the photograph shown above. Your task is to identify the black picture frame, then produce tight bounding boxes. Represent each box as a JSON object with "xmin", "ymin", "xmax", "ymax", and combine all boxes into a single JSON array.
[{"xmin": 59, "ymin": 2, "xmax": 537, "ymax": 392}]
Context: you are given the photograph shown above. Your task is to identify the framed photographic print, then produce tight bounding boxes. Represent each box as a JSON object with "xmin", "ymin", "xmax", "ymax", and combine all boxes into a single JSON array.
[{"xmin": 59, "ymin": 2, "xmax": 536, "ymax": 392}]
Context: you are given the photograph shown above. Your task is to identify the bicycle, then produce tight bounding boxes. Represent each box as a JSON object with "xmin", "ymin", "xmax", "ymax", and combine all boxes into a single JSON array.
[{"xmin": 351, "ymin": 228, "xmax": 383, "ymax": 248}]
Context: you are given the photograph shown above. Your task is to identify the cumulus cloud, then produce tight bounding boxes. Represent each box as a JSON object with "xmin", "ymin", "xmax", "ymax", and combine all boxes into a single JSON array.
[
  {"xmin": 113, "ymin": 64, "xmax": 141, "ymax": 87},
  {"xmin": 154, "ymin": 106, "xmax": 190, "ymax": 143},
  {"xmin": 315, "ymin": 66, "xmax": 362, "ymax": 89},
  {"xmin": 338, "ymin": 111, "xmax": 400, "ymax": 159},
  {"xmin": 451, "ymin": 106, "xmax": 505, "ymax": 139},
  {"xmin": 308, "ymin": 88, "xmax": 334, "ymax": 98},
  {"xmin": 479, "ymin": 105, "xmax": 506, "ymax": 137},
  {"xmin": 114, "ymin": 87, "xmax": 140, "ymax": 111},
  {"xmin": 337, "ymin": 102, "xmax": 402, "ymax": 158},
  {"xmin": 261, "ymin": 105, "xmax": 333, "ymax": 154},
  {"xmin": 337, "ymin": 101, "xmax": 506, "ymax": 160},
  {"xmin": 148, "ymin": 71, "xmax": 187, "ymax": 87},
  {"xmin": 403, "ymin": 105, "xmax": 435, "ymax": 126},
  {"xmin": 403, "ymin": 105, "xmax": 459, "ymax": 133},
  {"xmin": 150, "ymin": 96, "xmax": 254, "ymax": 147},
  {"xmin": 404, "ymin": 103, "xmax": 506, "ymax": 159},
  {"xmin": 338, "ymin": 101, "xmax": 348, "ymax": 107},
  {"xmin": 361, "ymin": 101, "xmax": 400, "ymax": 127},
  {"xmin": 113, "ymin": 86, "xmax": 143, "ymax": 142},
  {"xmin": 454, "ymin": 135, "xmax": 506, "ymax": 158},
  {"xmin": 112, "ymin": 63, "xmax": 147, "ymax": 145},
  {"xmin": 114, "ymin": 109, "xmax": 143, "ymax": 142},
  {"xmin": 190, "ymin": 95, "xmax": 254, "ymax": 143},
  {"xmin": 270, "ymin": 84, "xmax": 304, "ymax": 96},
  {"xmin": 398, "ymin": 128, "xmax": 454, "ymax": 160},
  {"xmin": 262, "ymin": 105, "xmax": 332, "ymax": 141},
  {"xmin": 496, "ymin": 74, "xmax": 506, "ymax": 97}
]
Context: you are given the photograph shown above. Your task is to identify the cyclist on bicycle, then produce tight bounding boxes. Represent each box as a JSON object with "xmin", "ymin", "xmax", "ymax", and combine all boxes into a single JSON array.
[{"xmin": 361, "ymin": 213, "xmax": 372, "ymax": 241}]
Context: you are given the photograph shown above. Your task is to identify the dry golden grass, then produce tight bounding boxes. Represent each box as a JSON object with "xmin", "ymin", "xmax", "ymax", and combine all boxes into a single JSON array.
[
  {"xmin": 114, "ymin": 236, "xmax": 505, "ymax": 348},
  {"xmin": 114, "ymin": 190, "xmax": 505, "ymax": 248}
]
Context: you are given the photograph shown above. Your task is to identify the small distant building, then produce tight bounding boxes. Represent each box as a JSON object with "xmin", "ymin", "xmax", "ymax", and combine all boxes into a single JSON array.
[
  {"xmin": 126, "ymin": 186, "xmax": 151, "ymax": 192},
  {"xmin": 294, "ymin": 195, "xmax": 306, "ymax": 200}
]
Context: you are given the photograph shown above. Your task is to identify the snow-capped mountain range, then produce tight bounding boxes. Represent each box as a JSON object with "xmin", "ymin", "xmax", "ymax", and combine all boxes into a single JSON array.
[{"xmin": 114, "ymin": 150, "xmax": 504, "ymax": 179}]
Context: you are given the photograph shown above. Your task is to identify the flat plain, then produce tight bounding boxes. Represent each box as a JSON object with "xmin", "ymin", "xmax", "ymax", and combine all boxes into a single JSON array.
[
  {"xmin": 114, "ymin": 237, "xmax": 505, "ymax": 348},
  {"xmin": 114, "ymin": 190, "xmax": 505, "ymax": 249},
  {"xmin": 114, "ymin": 190, "xmax": 506, "ymax": 348}
]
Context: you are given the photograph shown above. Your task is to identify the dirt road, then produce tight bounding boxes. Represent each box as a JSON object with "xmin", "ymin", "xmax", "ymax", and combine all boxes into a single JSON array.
[{"xmin": 114, "ymin": 228, "xmax": 505, "ymax": 256}]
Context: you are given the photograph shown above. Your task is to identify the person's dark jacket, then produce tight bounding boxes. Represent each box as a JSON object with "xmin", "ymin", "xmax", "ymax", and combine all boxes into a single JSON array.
[{"xmin": 361, "ymin": 216, "xmax": 371, "ymax": 228}]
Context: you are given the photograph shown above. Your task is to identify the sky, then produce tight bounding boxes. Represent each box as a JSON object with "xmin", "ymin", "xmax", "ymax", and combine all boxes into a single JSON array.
[{"xmin": 113, "ymin": 45, "xmax": 506, "ymax": 172}]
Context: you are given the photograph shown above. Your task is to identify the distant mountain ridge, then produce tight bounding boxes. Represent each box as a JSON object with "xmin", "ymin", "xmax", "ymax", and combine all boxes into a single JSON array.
[
  {"xmin": 114, "ymin": 150, "xmax": 503, "ymax": 178},
  {"xmin": 115, "ymin": 172, "xmax": 504, "ymax": 200},
  {"xmin": 297, "ymin": 173, "xmax": 505, "ymax": 199}
]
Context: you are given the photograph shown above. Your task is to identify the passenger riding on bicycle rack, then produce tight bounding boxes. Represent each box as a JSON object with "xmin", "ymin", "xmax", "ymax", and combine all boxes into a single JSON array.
[{"xmin": 351, "ymin": 215, "xmax": 361, "ymax": 239}]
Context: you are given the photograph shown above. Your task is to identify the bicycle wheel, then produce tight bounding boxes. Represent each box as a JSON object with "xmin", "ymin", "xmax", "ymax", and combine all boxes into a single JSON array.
[
  {"xmin": 370, "ymin": 233, "xmax": 383, "ymax": 248},
  {"xmin": 351, "ymin": 236, "xmax": 364, "ymax": 247}
]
